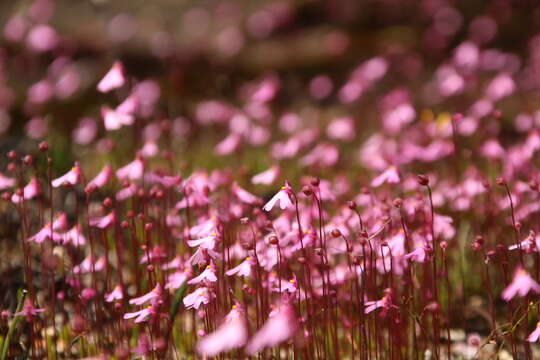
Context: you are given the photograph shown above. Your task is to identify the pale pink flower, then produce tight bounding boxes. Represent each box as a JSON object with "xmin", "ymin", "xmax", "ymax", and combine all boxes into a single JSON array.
[
  {"xmin": 144, "ymin": 172, "xmax": 181, "ymax": 188},
  {"xmin": 0, "ymin": 173, "xmax": 15, "ymax": 190},
  {"xmin": 73, "ymin": 255, "xmax": 105, "ymax": 274},
  {"xmin": 62, "ymin": 225, "xmax": 86, "ymax": 246},
  {"xmin": 232, "ymin": 182, "xmax": 261, "ymax": 205},
  {"xmin": 129, "ymin": 284, "xmax": 163, "ymax": 306},
  {"xmin": 188, "ymin": 264, "xmax": 218, "ymax": 284},
  {"xmin": 11, "ymin": 177, "xmax": 41, "ymax": 203},
  {"xmin": 116, "ymin": 158, "xmax": 144, "ymax": 181},
  {"xmin": 196, "ymin": 305, "xmax": 248, "ymax": 356},
  {"xmin": 123, "ymin": 303, "xmax": 161, "ymax": 323},
  {"xmin": 27, "ymin": 224, "xmax": 62, "ymax": 243},
  {"xmin": 365, "ymin": 289, "xmax": 398, "ymax": 316},
  {"xmin": 89, "ymin": 211, "xmax": 116, "ymax": 229},
  {"xmin": 85, "ymin": 164, "xmax": 112, "ymax": 191},
  {"xmin": 370, "ymin": 166, "xmax": 400, "ymax": 187},
  {"xmin": 97, "ymin": 61, "xmax": 125, "ymax": 93},
  {"xmin": 52, "ymin": 162, "xmax": 82, "ymax": 188},
  {"xmin": 183, "ymin": 287, "xmax": 212, "ymax": 309},
  {"xmin": 246, "ymin": 303, "xmax": 298, "ymax": 354},
  {"xmin": 15, "ymin": 300, "xmax": 44, "ymax": 320},
  {"xmin": 527, "ymin": 322, "xmax": 540, "ymax": 342},
  {"xmin": 326, "ymin": 117, "xmax": 355, "ymax": 142},
  {"xmin": 105, "ymin": 285, "xmax": 123, "ymax": 303},
  {"xmin": 165, "ymin": 269, "xmax": 191, "ymax": 290},
  {"xmin": 404, "ymin": 245, "xmax": 429, "ymax": 263},
  {"xmin": 51, "ymin": 213, "xmax": 68, "ymax": 231},
  {"xmin": 502, "ymin": 267, "xmax": 540, "ymax": 301},
  {"xmin": 252, "ymin": 166, "xmax": 280, "ymax": 185},
  {"xmin": 102, "ymin": 106, "xmax": 134, "ymax": 131},
  {"xmin": 116, "ymin": 183, "xmax": 138, "ymax": 201},
  {"xmin": 187, "ymin": 233, "xmax": 218, "ymax": 250},
  {"xmin": 226, "ymin": 257, "xmax": 254, "ymax": 277},
  {"xmin": 263, "ymin": 182, "xmax": 293, "ymax": 211}
]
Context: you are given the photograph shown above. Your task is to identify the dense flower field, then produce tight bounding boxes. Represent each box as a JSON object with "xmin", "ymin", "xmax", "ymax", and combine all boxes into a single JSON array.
[{"xmin": 3, "ymin": 0, "xmax": 540, "ymax": 359}]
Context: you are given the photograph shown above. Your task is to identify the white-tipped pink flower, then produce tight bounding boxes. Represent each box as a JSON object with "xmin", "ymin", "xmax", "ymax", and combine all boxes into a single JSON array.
[
  {"xmin": 263, "ymin": 182, "xmax": 294, "ymax": 211},
  {"xmin": 246, "ymin": 303, "xmax": 298, "ymax": 354},
  {"xmin": 370, "ymin": 166, "xmax": 400, "ymax": 187},
  {"xmin": 52, "ymin": 162, "xmax": 82, "ymax": 188},
  {"xmin": 183, "ymin": 287, "xmax": 212, "ymax": 309},
  {"xmin": 105, "ymin": 285, "xmax": 123, "ymax": 303},
  {"xmin": 102, "ymin": 107, "xmax": 134, "ymax": 131},
  {"xmin": 129, "ymin": 284, "xmax": 163, "ymax": 306},
  {"xmin": 502, "ymin": 267, "xmax": 540, "ymax": 301},
  {"xmin": 226, "ymin": 257, "xmax": 254, "ymax": 277},
  {"xmin": 116, "ymin": 157, "xmax": 144, "ymax": 181},
  {"xmin": 188, "ymin": 264, "xmax": 218, "ymax": 284},
  {"xmin": 27, "ymin": 224, "xmax": 62, "ymax": 244},
  {"xmin": 251, "ymin": 166, "xmax": 280, "ymax": 185},
  {"xmin": 89, "ymin": 211, "xmax": 116, "ymax": 229},
  {"xmin": 97, "ymin": 61, "xmax": 125, "ymax": 93},
  {"xmin": 11, "ymin": 177, "xmax": 41, "ymax": 203},
  {"xmin": 196, "ymin": 305, "xmax": 248, "ymax": 356},
  {"xmin": 85, "ymin": 164, "xmax": 112, "ymax": 191}
]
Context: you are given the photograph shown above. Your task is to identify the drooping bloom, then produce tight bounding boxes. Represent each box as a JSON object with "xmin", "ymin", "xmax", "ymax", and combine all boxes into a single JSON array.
[
  {"xmin": 246, "ymin": 303, "xmax": 298, "ymax": 354},
  {"xmin": 129, "ymin": 284, "xmax": 163, "ymax": 306},
  {"xmin": 502, "ymin": 267, "xmax": 540, "ymax": 301},
  {"xmin": 183, "ymin": 287, "xmax": 212, "ymax": 309},
  {"xmin": 527, "ymin": 322, "xmax": 540, "ymax": 342},
  {"xmin": 252, "ymin": 166, "xmax": 280, "ymax": 185},
  {"xmin": 12, "ymin": 177, "xmax": 41, "ymax": 203},
  {"xmin": 262, "ymin": 182, "xmax": 294, "ymax": 211},
  {"xmin": 370, "ymin": 166, "xmax": 400, "ymax": 187},
  {"xmin": 61, "ymin": 225, "xmax": 86, "ymax": 246},
  {"xmin": 89, "ymin": 211, "xmax": 116, "ymax": 229},
  {"xmin": 73, "ymin": 256, "xmax": 105, "ymax": 274},
  {"xmin": 85, "ymin": 164, "xmax": 112, "ymax": 191},
  {"xmin": 188, "ymin": 264, "xmax": 218, "ymax": 284},
  {"xmin": 105, "ymin": 285, "xmax": 123, "ymax": 303},
  {"xmin": 226, "ymin": 257, "xmax": 254, "ymax": 278},
  {"xmin": 116, "ymin": 157, "xmax": 144, "ymax": 181},
  {"xmin": 27, "ymin": 224, "xmax": 62, "ymax": 243},
  {"xmin": 97, "ymin": 61, "xmax": 125, "ymax": 93},
  {"xmin": 0, "ymin": 173, "xmax": 15, "ymax": 190},
  {"xmin": 365, "ymin": 289, "xmax": 398, "ymax": 316},
  {"xmin": 231, "ymin": 182, "xmax": 261, "ymax": 205},
  {"xmin": 165, "ymin": 268, "xmax": 191, "ymax": 290},
  {"xmin": 15, "ymin": 299, "xmax": 44, "ymax": 320},
  {"xmin": 196, "ymin": 304, "xmax": 248, "ymax": 356},
  {"xmin": 52, "ymin": 162, "xmax": 82, "ymax": 187},
  {"xmin": 102, "ymin": 107, "xmax": 134, "ymax": 131},
  {"xmin": 123, "ymin": 303, "xmax": 160, "ymax": 323}
]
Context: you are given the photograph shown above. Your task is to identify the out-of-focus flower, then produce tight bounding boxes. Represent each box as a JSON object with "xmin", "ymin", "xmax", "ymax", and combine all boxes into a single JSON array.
[
  {"xmin": 502, "ymin": 267, "xmax": 540, "ymax": 301},
  {"xmin": 196, "ymin": 304, "xmax": 248, "ymax": 356},
  {"xmin": 52, "ymin": 163, "xmax": 82, "ymax": 187},
  {"xmin": 246, "ymin": 303, "xmax": 297, "ymax": 354},
  {"xmin": 97, "ymin": 61, "xmax": 125, "ymax": 93}
]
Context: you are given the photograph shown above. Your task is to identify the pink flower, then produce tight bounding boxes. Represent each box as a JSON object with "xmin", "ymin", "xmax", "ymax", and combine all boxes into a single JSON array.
[
  {"xmin": 89, "ymin": 211, "xmax": 116, "ymax": 229},
  {"xmin": 61, "ymin": 225, "xmax": 86, "ymax": 246},
  {"xmin": 52, "ymin": 162, "xmax": 82, "ymax": 187},
  {"xmin": 12, "ymin": 177, "xmax": 41, "ymax": 203},
  {"xmin": 404, "ymin": 245, "xmax": 429, "ymax": 263},
  {"xmin": 365, "ymin": 289, "xmax": 398, "ymax": 316},
  {"xmin": 232, "ymin": 182, "xmax": 261, "ymax": 205},
  {"xmin": 15, "ymin": 299, "xmax": 44, "ymax": 320},
  {"xmin": 0, "ymin": 173, "xmax": 15, "ymax": 190},
  {"xmin": 73, "ymin": 256, "xmax": 105, "ymax": 274},
  {"xmin": 196, "ymin": 305, "xmax": 248, "ymax": 356},
  {"xmin": 116, "ymin": 158, "xmax": 144, "ymax": 181},
  {"xmin": 370, "ymin": 166, "xmax": 400, "ymax": 187},
  {"xmin": 129, "ymin": 284, "xmax": 163, "ymax": 306},
  {"xmin": 97, "ymin": 61, "xmax": 125, "ymax": 93},
  {"xmin": 105, "ymin": 285, "xmax": 123, "ymax": 303},
  {"xmin": 226, "ymin": 257, "xmax": 254, "ymax": 277},
  {"xmin": 246, "ymin": 303, "xmax": 298, "ymax": 354},
  {"xmin": 263, "ymin": 182, "xmax": 293, "ymax": 211},
  {"xmin": 165, "ymin": 268, "xmax": 191, "ymax": 290},
  {"xmin": 101, "ymin": 106, "xmax": 134, "ymax": 131},
  {"xmin": 502, "ymin": 267, "xmax": 540, "ymax": 301},
  {"xmin": 527, "ymin": 322, "xmax": 540, "ymax": 342},
  {"xmin": 115, "ymin": 183, "xmax": 138, "ymax": 201},
  {"xmin": 27, "ymin": 224, "xmax": 62, "ymax": 243},
  {"xmin": 85, "ymin": 164, "xmax": 112, "ymax": 191},
  {"xmin": 123, "ymin": 303, "xmax": 159, "ymax": 323},
  {"xmin": 252, "ymin": 166, "xmax": 280, "ymax": 185},
  {"xmin": 183, "ymin": 287, "xmax": 212, "ymax": 309},
  {"xmin": 187, "ymin": 233, "xmax": 218, "ymax": 250},
  {"xmin": 188, "ymin": 264, "xmax": 218, "ymax": 284}
]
